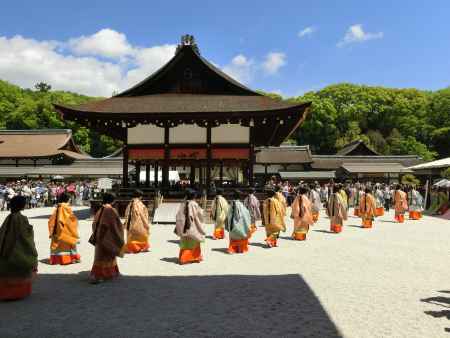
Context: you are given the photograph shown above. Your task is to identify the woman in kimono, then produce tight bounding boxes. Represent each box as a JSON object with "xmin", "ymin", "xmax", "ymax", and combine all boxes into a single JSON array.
[
  {"xmin": 175, "ymin": 189, "xmax": 206, "ymax": 264},
  {"xmin": 243, "ymin": 188, "xmax": 261, "ymax": 236},
  {"xmin": 353, "ymin": 185, "xmax": 362, "ymax": 217},
  {"xmin": 274, "ymin": 186, "xmax": 288, "ymax": 213},
  {"xmin": 48, "ymin": 193, "xmax": 80, "ymax": 265},
  {"xmin": 124, "ymin": 190, "xmax": 150, "ymax": 253},
  {"xmin": 308, "ymin": 184, "xmax": 321, "ymax": 223},
  {"xmin": 327, "ymin": 185, "xmax": 348, "ymax": 233},
  {"xmin": 374, "ymin": 186, "xmax": 385, "ymax": 216},
  {"xmin": 359, "ymin": 188, "xmax": 376, "ymax": 228},
  {"xmin": 0, "ymin": 196, "xmax": 38, "ymax": 301},
  {"xmin": 407, "ymin": 186, "xmax": 424, "ymax": 220},
  {"xmin": 210, "ymin": 188, "xmax": 229, "ymax": 240},
  {"xmin": 394, "ymin": 185, "xmax": 408, "ymax": 223},
  {"xmin": 291, "ymin": 186, "xmax": 314, "ymax": 241},
  {"xmin": 89, "ymin": 193, "xmax": 124, "ymax": 284},
  {"xmin": 262, "ymin": 190, "xmax": 286, "ymax": 248},
  {"xmin": 225, "ymin": 190, "xmax": 251, "ymax": 254}
]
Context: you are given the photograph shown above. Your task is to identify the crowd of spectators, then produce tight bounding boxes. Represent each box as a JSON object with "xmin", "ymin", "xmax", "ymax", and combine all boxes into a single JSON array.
[{"xmin": 0, "ymin": 180, "xmax": 96, "ymax": 211}]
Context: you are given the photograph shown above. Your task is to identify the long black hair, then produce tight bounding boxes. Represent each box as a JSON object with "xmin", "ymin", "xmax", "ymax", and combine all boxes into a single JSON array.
[
  {"xmin": 183, "ymin": 189, "xmax": 196, "ymax": 233},
  {"xmin": 297, "ymin": 186, "xmax": 308, "ymax": 218}
]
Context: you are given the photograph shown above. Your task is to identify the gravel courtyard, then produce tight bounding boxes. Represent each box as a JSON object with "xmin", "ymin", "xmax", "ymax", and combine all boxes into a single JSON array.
[{"xmin": 0, "ymin": 206, "xmax": 448, "ymax": 338}]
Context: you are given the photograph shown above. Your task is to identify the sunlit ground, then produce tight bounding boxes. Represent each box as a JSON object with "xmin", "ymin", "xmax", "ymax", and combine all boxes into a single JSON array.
[{"xmin": 0, "ymin": 206, "xmax": 449, "ymax": 337}]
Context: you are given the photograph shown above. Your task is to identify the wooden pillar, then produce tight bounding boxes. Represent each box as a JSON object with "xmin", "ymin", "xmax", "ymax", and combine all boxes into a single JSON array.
[
  {"xmin": 249, "ymin": 126, "xmax": 255, "ymax": 187},
  {"xmin": 206, "ymin": 125, "xmax": 212, "ymax": 191},
  {"xmin": 264, "ymin": 164, "xmax": 268, "ymax": 183},
  {"xmin": 219, "ymin": 161, "xmax": 224, "ymax": 187},
  {"xmin": 199, "ymin": 164, "xmax": 204, "ymax": 187},
  {"xmin": 190, "ymin": 165, "xmax": 195, "ymax": 187},
  {"xmin": 122, "ymin": 146, "xmax": 129, "ymax": 187},
  {"xmin": 162, "ymin": 126, "xmax": 170, "ymax": 188},
  {"xmin": 145, "ymin": 163, "xmax": 150, "ymax": 187},
  {"xmin": 135, "ymin": 160, "xmax": 141, "ymax": 187},
  {"xmin": 154, "ymin": 162, "xmax": 159, "ymax": 188}
]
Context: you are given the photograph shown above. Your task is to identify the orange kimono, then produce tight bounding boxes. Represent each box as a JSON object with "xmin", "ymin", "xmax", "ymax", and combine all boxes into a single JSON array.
[
  {"xmin": 291, "ymin": 195, "xmax": 313, "ymax": 240},
  {"xmin": 275, "ymin": 191, "xmax": 288, "ymax": 215},
  {"xmin": 48, "ymin": 203, "xmax": 80, "ymax": 265},
  {"xmin": 89, "ymin": 205, "xmax": 125, "ymax": 281},
  {"xmin": 394, "ymin": 190, "xmax": 408, "ymax": 223},
  {"xmin": 263, "ymin": 197, "xmax": 286, "ymax": 247},
  {"xmin": 124, "ymin": 198, "xmax": 150, "ymax": 253},
  {"xmin": 327, "ymin": 193, "xmax": 348, "ymax": 233},
  {"xmin": 359, "ymin": 193, "xmax": 376, "ymax": 228},
  {"xmin": 210, "ymin": 196, "xmax": 229, "ymax": 240}
]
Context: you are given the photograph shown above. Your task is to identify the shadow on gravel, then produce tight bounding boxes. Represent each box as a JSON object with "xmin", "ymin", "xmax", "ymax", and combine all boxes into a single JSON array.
[
  {"xmin": 421, "ymin": 291, "xmax": 450, "ymax": 333},
  {"xmin": 27, "ymin": 208, "xmax": 91, "ymax": 220},
  {"xmin": 0, "ymin": 273, "xmax": 342, "ymax": 338},
  {"xmin": 313, "ymin": 229, "xmax": 336, "ymax": 234}
]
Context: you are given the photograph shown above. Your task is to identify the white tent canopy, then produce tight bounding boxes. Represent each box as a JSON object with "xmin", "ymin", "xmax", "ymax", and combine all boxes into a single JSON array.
[
  {"xmin": 434, "ymin": 179, "xmax": 450, "ymax": 188},
  {"xmin": 139, "ymin": 170, "xmax": 179, "ymax": 183},
  {"xmin": 408, "ymin": 157, "xmax": 450, "ymax": 170}
]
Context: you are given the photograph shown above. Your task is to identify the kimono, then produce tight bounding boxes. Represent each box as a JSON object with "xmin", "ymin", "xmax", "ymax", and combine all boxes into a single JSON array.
[
  {"xmin": 262, "ymin": 197, "xmax": 286, "ymax": 247},
  {"xmin": 437, "ymin": 191, "xmax": 449, "ymax": 215},
  {"xmin": 0, "ymin": 212, "xmax": 38, "ymax": 300},
  {"xmin": 48, "ymin": 202, "xmax": 80, "ymax": 265},
  {"xmin": 89, "ymin": 205, "xmax": 125, "ymax": 281},
  {"xmin": 210, "ymin": 195, "xmax": 229, "ymax": 239},
  {"xmin": 374, "ymin": 189, "xmax": 385, "ymax": 216},
  {"xmin": 124, "ymin": 198, "xmax": 150, "ymax": 253},
  {"xmin": 353, "ymin": 190, "xmax": 363, "ymax": 217},
  {"xmin": 275, "ymin": 191, "xmax": 288, "ymax": 214},
  {"xmin": 308, "ymin": 189, "xmax": 321, "ymax": 223},
  {"xmin": 327, "ymin": 193, "xmax": 348, "ymax": 233},
  {"xmin": 243, "ymin": 193, "xmax": 261, "ymax": 236},
  {"xmin": 394, "ymin": 190, "xmax": 408, "ymax": 223},
  {"xmin": 425, "ymin": 190, "xmax": 439, "ymax": 215},
  {"xmin": 225, "ymin": 200, "xmax": 251, "ymax": 253},
  {"xmin": 339, "ymin": 190, "xmax": 349, "ymax": 211},
  {"xmin": 291, "ymin": 195, "xmax": 313, "ymax": 240},
  {"xmin": 175, "ymin": 200, "xmax": 206, "ymax": 264},
  {"xmin": 359, "ymin": 193, "xmax": 376, "ymax": 228},
  {"xmin": 408, "ymin": 189, "xmax": 424, "ymax": 220}
]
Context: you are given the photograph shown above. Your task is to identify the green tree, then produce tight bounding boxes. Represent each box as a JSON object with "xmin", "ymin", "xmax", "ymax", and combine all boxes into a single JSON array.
[
  {"xmin": 34, "ymin": 82, "xmax": 52, "ymax": 93},
  {"xmin": 441, "ymin": 168, "xmax": 450, "ymax": 179}
]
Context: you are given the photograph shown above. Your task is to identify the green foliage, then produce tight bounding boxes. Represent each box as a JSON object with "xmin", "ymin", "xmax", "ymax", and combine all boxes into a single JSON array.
[
  {"xmin": 293, "ymin": 83, "xmax": 447, "ymax": 159},
  {"xmin": 0, "ymin": 80, "xmax": 121, "ymax": 157},
  {"xmin": 401, "ymin": 174, "xmax": 420, "ymax": 186},
  {"xmin": 441, "ymin": 168, "xmax": 450, "ymax": 179}
]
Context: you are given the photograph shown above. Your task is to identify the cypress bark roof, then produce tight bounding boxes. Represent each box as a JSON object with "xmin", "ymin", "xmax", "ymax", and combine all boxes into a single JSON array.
[{"xmin": 0, "ymin": 129, "xmax": 90, "ymax": 159}]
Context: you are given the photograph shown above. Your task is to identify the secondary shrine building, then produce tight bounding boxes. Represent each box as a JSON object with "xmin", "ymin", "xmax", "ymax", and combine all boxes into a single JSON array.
[{"xmin": 56, "ymin": 35, "xmax": 310, "ymax": 191}]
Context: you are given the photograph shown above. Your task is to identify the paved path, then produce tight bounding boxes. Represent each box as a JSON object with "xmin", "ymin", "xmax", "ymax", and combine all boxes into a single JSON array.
[{"xmin": 0, "ymin": 206, "xmax": 449, "ymax": 337}]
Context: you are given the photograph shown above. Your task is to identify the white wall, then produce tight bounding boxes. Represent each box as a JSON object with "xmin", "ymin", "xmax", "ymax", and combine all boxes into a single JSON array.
[
  {"xmin": 169, "ymin": 124, "xmax": 206, "ymax": 143},
  {"xmin": 212, "ymin": 124, "xmax": 249, "ymax": 143},
  {"xmin": 128, "ymin": 124, "xmax": 164, "ymax": 144}
]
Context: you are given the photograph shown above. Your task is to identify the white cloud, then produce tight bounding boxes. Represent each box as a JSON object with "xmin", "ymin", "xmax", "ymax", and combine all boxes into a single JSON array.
[
  {"xmin": 0, "ymin": 35, "xmax": 122, "ymax": 96},
  {"xmin": 298, "ymin": 26, "xmax": 317, "ymax": 38},
  {"xmin": 337, "ymin": 24, "xmax": 383, "ymax": 47},
  {"xmin": 0, "ymin": 30, "xmax": 177, "ymax": 97},
  {"xmin": 222, "ymin": 54, "xmax": 255, "ymax": 84},
  {"xmin": 69, "ymin": 28, "xmax": 134, "ymax": 59},
  {"xmin": 122, "ymin": 44, "xmax": 176, "ymax": 89},
  {"xmin": 0, "ymin": 29, "xmax": 287, "ymax": 97},
  {"xmin": 262, "ymin": 52, "xmax": 286, "ymax": 75}
]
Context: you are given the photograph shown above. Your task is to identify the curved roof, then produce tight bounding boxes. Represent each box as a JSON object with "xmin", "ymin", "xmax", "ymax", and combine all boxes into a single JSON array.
[
  {"xmin": 55, "ymin": 38, "xmax": 311, "ymax": 146},
  {"xmin": 0, "ymin": 129, "xmax": 90, "ymax": 159},
  {"xmin": 56, "ymin": 94, "xmax": 307, "ymax": 115},
  {"xmin": 117, "ymin": 45, "xmax": 258, "ymax": 97}
]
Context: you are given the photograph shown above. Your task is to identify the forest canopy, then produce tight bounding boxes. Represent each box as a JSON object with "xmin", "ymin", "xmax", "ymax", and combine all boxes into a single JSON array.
[
  {"xmin": 0, "ymin": 80, "xmax": 448, "ymax": 160},
  {"xmin": 292, "ymin": 83, "xmax": 450, "ymax": 161}
]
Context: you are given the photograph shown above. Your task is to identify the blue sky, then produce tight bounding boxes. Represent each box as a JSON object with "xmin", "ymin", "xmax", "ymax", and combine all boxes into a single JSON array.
[{"xmin": 1, "ymin": 0, "xmax": 449, "ymax": 97}]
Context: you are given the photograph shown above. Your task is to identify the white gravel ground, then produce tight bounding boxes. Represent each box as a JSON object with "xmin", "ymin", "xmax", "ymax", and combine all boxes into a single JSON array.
[{"xmin": 0, "ymin": 206, "xmax": 449, "ymax": 338}]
